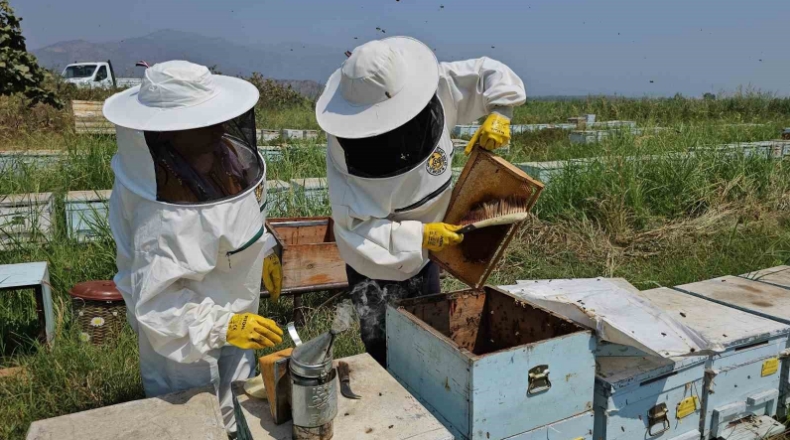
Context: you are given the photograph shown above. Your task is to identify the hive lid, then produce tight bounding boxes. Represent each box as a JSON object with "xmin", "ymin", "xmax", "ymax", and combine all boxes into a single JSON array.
[
  {"xmin": 431, "ymin": 149, "xmax": 544, "ymax": 289},
  {"xmin": 500, "ymin": 278, "xmax": 709, "ymax": 358},
  {"xmin": 69, "ymin": 280, "xmax": 122, "ymax": 301},
  {"xmin": 654, "ymin": 279, "xmax": 790, "ymax": 346},
  {"xmin": 290, "ymin": 331, "xmax": 334, "ymax": 377},
  {"xmin": 596, "ymin": 354, "xmax": 707, "ymax": 390}
]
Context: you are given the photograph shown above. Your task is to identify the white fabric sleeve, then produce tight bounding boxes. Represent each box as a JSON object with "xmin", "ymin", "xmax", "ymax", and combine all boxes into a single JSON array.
[
  {"xmin": 332, "ymin": 205, "xmax": 425, "ymax": 281},
  {"xmin": 438, "ymin": 57, "xmax": 527, "ymax": 127},
  {"xmin": 129, "ymin": 208, "xmax": 239, "ymax": 364}
]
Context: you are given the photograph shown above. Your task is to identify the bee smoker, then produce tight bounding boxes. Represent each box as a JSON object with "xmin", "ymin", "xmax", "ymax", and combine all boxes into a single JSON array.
[{"xmin": 289, "ymin": 329, "xmax": 339, "ymax": 439}]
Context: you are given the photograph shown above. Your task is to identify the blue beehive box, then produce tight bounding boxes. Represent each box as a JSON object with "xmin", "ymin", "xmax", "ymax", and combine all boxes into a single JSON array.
[
  {"xmin": 594, "ymin": 346, "xmax": 707, "ymax": 440},
  {"xmin": 386, "ymin": 286, "xmax": 596, "ymax": 440},
  {"xmin": 640, "ymin": 286, "xmax": 790, "ymax": 439}
]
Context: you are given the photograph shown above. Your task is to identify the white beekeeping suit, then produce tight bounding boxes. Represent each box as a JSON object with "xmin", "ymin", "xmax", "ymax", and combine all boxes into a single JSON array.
[
  {"xmin": 317, "ymin": 37, "xmax": 527, "ymax": 281},
  {"xmin": 103, "ymin": 61, "xmax": 280, "ymax": 434}
]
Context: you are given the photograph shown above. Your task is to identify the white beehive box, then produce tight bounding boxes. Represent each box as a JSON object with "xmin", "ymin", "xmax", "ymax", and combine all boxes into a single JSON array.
[
  {"xmin": 640, "ymin": 286, "xmax": 790, "ymax": 439},
  {"xmin": 281, "ymin": 129, "xmax": 320, "ymax": 140},
  {"xmin": 264, "ymin": 180, "xmax": 290, "ymax": 216},
  {"xmin": 676, "ymin": 274, "xmax": 790, "ymax": 422},
  {"xmin": 0, "ymin": 193, "xmax": 54, "ymax": 251},
  {"xmin": 64, "ymin": 190, "xmax": 112, "ymax": 242},
  {"xmin": 594, "ymin": 352, "xmax": 707, "ymax": 440},
  {"xmin": 386, "ymin": 286, "xmax": 596, "ymax": 440},
  {"xmin": 290, "ymin": 178, "xmax": 328, "ymax": 206},
  {"xmin": 258, "ymin": 129, "xmax": 280, "ymax": 142}
]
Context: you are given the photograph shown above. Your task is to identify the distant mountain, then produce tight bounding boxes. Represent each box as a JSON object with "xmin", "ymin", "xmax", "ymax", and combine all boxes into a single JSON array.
[{"xmin": 32, "ymin": 29, "xmax": 339, "ymax": 98}]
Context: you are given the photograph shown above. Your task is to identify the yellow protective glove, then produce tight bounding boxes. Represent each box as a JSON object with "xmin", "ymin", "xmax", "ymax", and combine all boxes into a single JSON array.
[
  {"xmin": 423, "ymin": 223, "xmax": 464, "ymax": 252},
  {"xmin": 227, "ymin": 313, "xmax": 283, "ymax": 350},
  {"xmin": 464, "ymin": 112, "xmax": 511, "ymax": 155},
  {"xmin": 263, "ymin": 252, "xmax": 283, "ymax": 303}
]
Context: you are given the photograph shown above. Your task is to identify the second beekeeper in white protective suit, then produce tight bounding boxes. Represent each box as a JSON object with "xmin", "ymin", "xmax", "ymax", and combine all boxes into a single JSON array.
[
  {"xmin": 103, "ymin": 60, "xmax": 284, "ymax": 434},
  {"xmin": 316, "ymin": 37, "xmax": 526, "ymax": 366}
]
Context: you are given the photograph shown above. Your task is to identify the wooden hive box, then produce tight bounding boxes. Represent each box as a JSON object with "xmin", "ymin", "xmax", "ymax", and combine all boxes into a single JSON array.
[
  {"xmin": 64, "ymin": 190, "xmax": 112, "ymax": 242},
  {"xmin": 266, "ymin": 217, "xmax": 347, "ymax": 293},
  {"xmin": 642, "ymin": 285, "xmax": 790, "ymax": 439},
  {"xmin": 386, "ymin": 286, "xmax": 596, "ymax": 440},
  {"xmin": 71, "ymin": 100, "xmax": 115, "ymax": 135},
  {"xmin": 0, "ymin": 193, "xmax": 54, "ymax": 251},
  {"xmin": 431, "ymin": 149, "xmax": 543, "ymax": 289},
  {"xmin": 593, "ymin": 346, "xmax": 707, "ymax": 440}
]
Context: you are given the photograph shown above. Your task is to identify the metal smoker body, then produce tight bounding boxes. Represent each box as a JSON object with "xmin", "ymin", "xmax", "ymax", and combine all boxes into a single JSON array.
[{"xmin": 289, "ymin": 330, "xmax": 338, "ymax": 439}]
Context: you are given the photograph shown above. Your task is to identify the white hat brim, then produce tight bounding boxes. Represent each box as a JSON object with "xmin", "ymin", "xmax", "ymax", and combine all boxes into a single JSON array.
[
  {"xmin": 315, "ymin": 36, "xmax": 439, "ymax": 139},
  {"xmin": 103, "ymin": 75, "xmax": 259, "ymax": 132}
]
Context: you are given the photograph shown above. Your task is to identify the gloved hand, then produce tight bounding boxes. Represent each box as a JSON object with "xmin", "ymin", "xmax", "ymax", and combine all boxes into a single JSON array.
[
  {"xmin": 227, "ymin": 313, "xmax": 283, "ymax": 350},
  {"xmin": 464, "ymin": 112, "xmax": 511, "ymax": 155},
  {"xmin": 262, "ymin": 252, "xmax": 283, "ymax": 303},
  {"xmin": 423, "ymin": 223, "xmax": 464, "ymax": 252}
]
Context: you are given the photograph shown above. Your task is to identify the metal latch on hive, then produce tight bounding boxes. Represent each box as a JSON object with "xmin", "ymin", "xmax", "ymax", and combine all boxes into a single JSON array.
[
  {"xmin": 527, "ymin": 365, "xmax": 551, "ymax": 395},
  {"xmin": 648, "ymin": 403, "xmax": 670, "ymax": 436}
]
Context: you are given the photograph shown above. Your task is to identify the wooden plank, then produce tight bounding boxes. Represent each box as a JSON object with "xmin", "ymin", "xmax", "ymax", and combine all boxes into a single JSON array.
[
  {"xmin": 0, "ymin": 262, "xmax": 47, "ymax": 289},
  {"xmin": 276, "ymin": 225, "xmax": 330, "ymax": 245},
  {"xmin": 281, "ymin": 243, "xmax": 347, "ymax": 289},
  {"xmin": 674, "ymin": 276, "xmax": 790, "ymax": 325},
  {"xmin": 741, "ymin": 266, "xmax": 790, "ymax": 291},
  {"xmin": 74, "ymin": 127, "xmax": 115, "ymax": 134},
  {"xmin": 234, "ymin": 353, "xmax": 454, "ymax": 440},
  {"xmin": 74, "ymin": 121, "xmax": 115, "ymax": 128},
  {"xmin": 27, "ymin": 387, "xmax": 226, "ymax": 440}
]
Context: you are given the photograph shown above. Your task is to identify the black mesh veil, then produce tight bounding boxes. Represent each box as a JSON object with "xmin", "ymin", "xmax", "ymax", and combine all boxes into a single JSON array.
[
  {"xmin": 337, "ymin": 95, "xmax": 444, "ymax": 178},
  {"xmin": 144, "ymin": 108, "xmax": 262, "ymax": 204}
]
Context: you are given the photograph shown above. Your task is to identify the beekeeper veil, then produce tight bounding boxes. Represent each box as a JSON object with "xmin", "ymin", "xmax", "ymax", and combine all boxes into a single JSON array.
[
  {"xmin": 104, "ymin": 61, "xmax": 264, "ymax": 204},
  {"xmin": 317, "ymin": 38, "xmax": 444, "ymax": 179}
]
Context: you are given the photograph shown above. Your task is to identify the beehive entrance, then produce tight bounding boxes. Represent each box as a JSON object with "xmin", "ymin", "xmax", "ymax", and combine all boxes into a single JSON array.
[{"xmin": 399, "ymin": 287, "xmax": 582, "ymax": 356}]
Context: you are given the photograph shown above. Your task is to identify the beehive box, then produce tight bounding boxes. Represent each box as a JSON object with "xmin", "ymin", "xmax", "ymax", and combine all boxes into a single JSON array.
[
  {"xmin": 290, "ymin": 178, "xmax": 328, "ymax": 206},
  {"xmin": 741, "ymin": 265, "xmax": 790, "ymax": 291},
  {"xmin": 640, "ymin": 286, "xmax": 790, "ymax": 439},
  {"xmin": 594, "ymin": 352, "xmax": 707, "ymax": 440},
  {"xmin": 64, "ymin": 190, "xmax": 112, "ymax": 242},
  {"xmin": 431, "ymin": 149, "xmax": 543, "ymax": 289},
  {"xmin": 266, "ymin": 217, "xmax": 347, "ymax": 293},
  {"xmin": 0, "ymin": 193, "xmax": 54, "ymax": 251},
  {"xmin": 675, "ymin": 274, "xmax": 790, "ymax": 424},
  {"xmin": 386, "ymin": 286, "xmax": 596, "ymax": 440}
]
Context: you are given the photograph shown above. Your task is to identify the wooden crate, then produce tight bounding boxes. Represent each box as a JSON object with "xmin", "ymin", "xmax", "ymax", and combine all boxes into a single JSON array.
[
  {"xmin": 386, "ymin": 286, "xmax": 595, "ymax": 440},
  {"xmin": 71, "ymin": 100, "xmax": 115, "ymax": 135},
  {"xmin": 431, "ymin": 149, "xmax": 543, "ymax": 288},
  {"xmin": 266, "ymin": 217, "xmax": 347, "ymax": 293}
]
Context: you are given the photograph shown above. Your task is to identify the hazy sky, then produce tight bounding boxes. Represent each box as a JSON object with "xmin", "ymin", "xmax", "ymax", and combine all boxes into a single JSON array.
[{"xmin": 14, "ymin": 0, "xmax": 790, "ymax": 96}]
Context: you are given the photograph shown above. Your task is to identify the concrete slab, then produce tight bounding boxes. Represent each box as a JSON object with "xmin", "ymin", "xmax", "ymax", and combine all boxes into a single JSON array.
[
  {"xmin": 26, "ymin": 387, "xmax": 227, "ymax": 440},
  {"xmin": 233, "ymin": 353, "xmax": 453, "ymax": 440}
]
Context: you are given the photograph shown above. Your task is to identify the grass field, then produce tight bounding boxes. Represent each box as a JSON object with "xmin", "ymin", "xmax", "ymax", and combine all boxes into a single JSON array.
[{"xmin": 1, "ymin": 90, "xmax": 790, "ymax": 439}]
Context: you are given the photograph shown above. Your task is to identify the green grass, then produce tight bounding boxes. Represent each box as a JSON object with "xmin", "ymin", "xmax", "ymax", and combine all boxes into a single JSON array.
[{"xmin": 1, "ymin": 94, "xmax": 790, "ymax": 439}]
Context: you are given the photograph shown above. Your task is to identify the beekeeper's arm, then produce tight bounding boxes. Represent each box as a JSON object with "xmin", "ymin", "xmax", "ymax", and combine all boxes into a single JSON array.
[
  {"xmin": 332, "ymin": 205, "xmax": 462, "ymax": 281},
  {"xmin": 438, "ymin": 57, "xmax": 526, "ymax": 153},
  {"xmin": 128, "ymin": 208, "xmax": 280, "ymax": 363}
]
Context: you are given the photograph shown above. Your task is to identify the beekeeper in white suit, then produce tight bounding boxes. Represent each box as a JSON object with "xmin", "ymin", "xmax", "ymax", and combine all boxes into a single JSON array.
[
  {"xmin": 316, "ymin": 37, "xmax": 526, "ymax": 366},
  {"xmin": 103, "ymin": 60, "xmax": 284, "ymax": 434}
]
